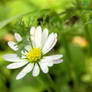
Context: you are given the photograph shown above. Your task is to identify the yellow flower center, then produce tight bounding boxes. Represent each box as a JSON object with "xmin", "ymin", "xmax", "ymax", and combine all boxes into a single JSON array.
[{"xmin": 26, "ymin": 48, "xmax": 41, "ymax": 63}]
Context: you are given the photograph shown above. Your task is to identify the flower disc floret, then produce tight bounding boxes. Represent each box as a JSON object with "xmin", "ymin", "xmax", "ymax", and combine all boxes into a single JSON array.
[{"xmin": 26, "ymin": 48, "xmax": 41, "ymax": 62}]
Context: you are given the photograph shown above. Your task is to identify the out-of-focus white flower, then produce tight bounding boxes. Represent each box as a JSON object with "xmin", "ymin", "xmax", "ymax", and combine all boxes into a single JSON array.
[{"xmin": 3, "ymin": 26, "xmax": 63, "ymax": 80}]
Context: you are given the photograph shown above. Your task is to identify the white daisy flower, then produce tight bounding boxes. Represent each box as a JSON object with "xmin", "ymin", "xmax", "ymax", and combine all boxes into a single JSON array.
[{"xmin": 3, "ymin": 26, "xmax": 63, "ymax": 80}]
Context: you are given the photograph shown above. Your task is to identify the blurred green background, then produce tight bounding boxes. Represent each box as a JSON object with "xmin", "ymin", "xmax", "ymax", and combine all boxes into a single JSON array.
[{"xmin": 0, "ymin": 0, "xmax": 92, "ymax": 92}]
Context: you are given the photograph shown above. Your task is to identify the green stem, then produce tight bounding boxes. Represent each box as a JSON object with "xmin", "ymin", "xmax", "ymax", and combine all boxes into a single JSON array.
[
  {"xmin": 47, "ymin": 73, "xmax": 58, "ymax": 92},
  {"xmin": 63, "ymin": 35, "xmax": 79, "ymax": 89},
  {"xmin": 36, "ymin": 77, "xmax": 52, "ymax": 92},
  {"xmin": 38, "ymin": 65, "xmax": 56, "ymax": 92},
  {"xmin": 85, "ymin": 26, "xmax": 92, "ymax": 53},
  {"xmin": 83, "ymin": 17, "xmax": 92, "ymax": 56}
]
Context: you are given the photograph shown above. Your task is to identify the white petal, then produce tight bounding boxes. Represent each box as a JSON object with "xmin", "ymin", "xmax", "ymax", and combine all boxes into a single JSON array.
[
  {"xmin": 3, "ymin": 54, "xmax": 25, "ymax": 62},
  {"xmin": 21, "ymin": 55, "xmax": 26, "ymax": 59},
  {"xmin": 41, "ymin": 54, "xmax": 63, "ymax": 67},
  {"xmin": 16, "ymin": 63, "xmax": 34, "ymax": 80},
  {"xmin": 35, "ymin": 26, "xmax": 42, "ymax": 48},
  {"xmin": 42, "ymin": 33, "xmax": 57, "ymax": 55},
  {"xmin": 21, "ymin": 50, "xmax": 27, "ymax": 59},
  {"xmin": 25, "ymin": 45, "xmax": 32, "ymax": 52},
  {"xmin": 39, "ymin": 61, "xmax": 49, "ymax": 73},
  {"xmin": 21, "ymin": 50, "xmax": 27, "ymax": 55},
  {"xmin": 8, "ymin": 41, "xmax": 18, "ymax": 51},
  {"xmin": 41, "ymin": 28, "xmax": 48, "ymax": 48},
  {"xmin": 21, "ymin": 46, "xmax": 32, "ymax": 58},
  {"xmin": 44, "ymin": 55, "xmax": 63, "ymax": 60},
  {"xmin": 30, "ymin": 26, "xmax": 36, "ymax": 47},
  {"xmin": 14, "ymin": 33, "xmax": 22, "ymax": 42},
  {"xmin": 7, "ymin": 61, "xmax": 28, "ymax": 69},
  {"xmin": 32, "ymin": 64, "xmax": 40, "ymax": 77},
  {"xmin": 40, "ymin": 58, "xmax": 53, "ymax": 67},
  {"xmin": 53, "ymin": 59, "xmax": 63, "ymax": 64}
]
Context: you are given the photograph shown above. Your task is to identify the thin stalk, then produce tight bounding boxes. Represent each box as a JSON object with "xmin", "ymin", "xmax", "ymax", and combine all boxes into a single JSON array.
[
  {"xmin": 84, "ymin": 24, "xmax": 92, "ymax": 56},
  {"xmin": 38, "ymin": 64, "xmax": 57, "ymax": 92},
  {"xmin": 36, "ymin": 77, "xmax": 52, "ymax": 92},
  {"xmin": 47, "ymin": 73, "xmax": 58, "ymax": 92},
  {"xmin": 62, "ymin": 35, "xmax": 79, "ymax": 90},
  {"xmin": 83, "ymin": 16, "xmax": 92, "ymax": 56}
]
